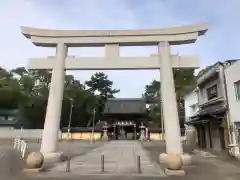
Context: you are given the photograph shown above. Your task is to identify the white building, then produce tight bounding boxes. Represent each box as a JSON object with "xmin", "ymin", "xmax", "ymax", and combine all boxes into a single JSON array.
[
  {"xmin": 225, "ymin": 60, "xmax": 240, "ymax": 143},
  {"xmin": 184, "ymin": 89, "xmax": 198, "ymax": 123},
  {"xmin": 186, "ymin": 60, "xmax": 237, "ymax": 152}
]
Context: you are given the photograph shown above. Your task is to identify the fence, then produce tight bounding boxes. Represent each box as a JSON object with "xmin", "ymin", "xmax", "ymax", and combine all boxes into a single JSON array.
[{"xmin": 13, "ymin": 138, "xmax": 27, "ymax": 158}]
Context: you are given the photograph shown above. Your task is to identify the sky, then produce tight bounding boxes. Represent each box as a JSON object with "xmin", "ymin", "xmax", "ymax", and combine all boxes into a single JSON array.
[{"xmin": 1, "ymin": 0, "xmax": 240, "ymax": 98}]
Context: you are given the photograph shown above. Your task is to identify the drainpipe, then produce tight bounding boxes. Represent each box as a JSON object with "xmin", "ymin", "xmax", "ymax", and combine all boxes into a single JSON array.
[{"xmin": 220, "ymin": 63, "xmax": 239, "ymax": 156}]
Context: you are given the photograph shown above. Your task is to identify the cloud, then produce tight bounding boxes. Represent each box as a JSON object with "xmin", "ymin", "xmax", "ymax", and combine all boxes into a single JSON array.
[{"xmin": 1, "ymin": 0, "xmax": 240, "ymax": 97}]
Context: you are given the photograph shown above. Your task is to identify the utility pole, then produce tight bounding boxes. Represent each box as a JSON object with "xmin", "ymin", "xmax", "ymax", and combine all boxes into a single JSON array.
[
  {"xmin": 67, "ymin": 98, "xmax": 74, "ymax": 140},
  {"xmin": 156, "ymin": 92, "xmax": 164, "ymax": 140},
  {"xmin": 160, "ymin": 100, "xmax": 164, "ymax": 140},
  {"xmin": 91, "ymin": 108, "xmax": 96, "ymax": 144}
]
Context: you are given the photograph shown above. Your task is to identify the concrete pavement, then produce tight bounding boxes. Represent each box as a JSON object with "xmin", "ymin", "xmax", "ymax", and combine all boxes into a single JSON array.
[{"xmin": 33, "ymin": 140, "xmax": 166, "ymax": 178}]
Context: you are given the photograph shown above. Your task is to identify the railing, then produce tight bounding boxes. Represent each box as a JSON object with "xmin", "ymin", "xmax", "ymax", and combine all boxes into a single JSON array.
[{"xmin": 13, "ymin": 138, "xmax": 27, "ymax": 158}]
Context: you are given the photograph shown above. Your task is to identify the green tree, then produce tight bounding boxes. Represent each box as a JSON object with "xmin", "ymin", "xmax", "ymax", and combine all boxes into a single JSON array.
[
  {"xmin": 0, "ymin": 67, "xmax": 115, "ymax": 129},
  {"xmin": 142, "ymin": 80, "xmax": 162, "ymax": 126},
  {"xmin": 143, "ymin": 69, "xmax": 197, "ymax": 127},
  {"xmin": 85, "ymin": 72, "xmax": 120, "ymax": 124},
  {"xmin": 85, "ymin": 72, "xmax": 120, "ymax": 99},
  {"xmin": 0, "ymin": 67, "xmax": 123, "ymax": 129},
  {"xmin": 0, "ymin": 67, "xmax": 22, "ymax": 109},
  {"xmin": 9, "ymin": 67, "xmax": 51, "ymax": 128}
]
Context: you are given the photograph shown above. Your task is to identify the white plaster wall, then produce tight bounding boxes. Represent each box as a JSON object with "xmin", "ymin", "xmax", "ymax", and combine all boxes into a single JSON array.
[
  {"xmin": 184, "ymin": 91, "xmax": 198, "ymax": 122},
  {"xmin": 0, "ymin": 129, "xmax": 62, "ymax": 139},
  {"xmin": 198, "ymin": 78, "xmax": 222, "ymax": 106},
  {"xmin": 0, "ymin": 127, "xmax": 14, "ymax": 130},
  {"xmin": 225, "ymin": 61, "xmax": 240, "ymax": 123}
]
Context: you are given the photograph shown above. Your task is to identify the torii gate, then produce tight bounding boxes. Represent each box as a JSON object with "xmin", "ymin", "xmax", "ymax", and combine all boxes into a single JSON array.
[{"xmin": 21, "ymin": 23, "xmax": 208, "ymax": 168}]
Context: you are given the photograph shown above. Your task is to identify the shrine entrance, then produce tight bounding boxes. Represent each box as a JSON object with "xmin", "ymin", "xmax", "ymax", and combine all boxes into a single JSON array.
[
  {"xmin": 108, "ymin": 121, "xmax": 148, "ymax": 140},
  {"xmin": 113, "ymin": 121, "xmax": 136, "ymax": 140},
  {"xmin": 102, "ymin": 98, "xmax": 148, "ymax": 140}
]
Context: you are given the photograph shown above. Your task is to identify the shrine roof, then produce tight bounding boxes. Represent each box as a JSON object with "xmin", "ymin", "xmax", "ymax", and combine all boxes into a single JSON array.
[{"xmin": 103, "ymin": 98, "xmax": 146, "ymax": 114}]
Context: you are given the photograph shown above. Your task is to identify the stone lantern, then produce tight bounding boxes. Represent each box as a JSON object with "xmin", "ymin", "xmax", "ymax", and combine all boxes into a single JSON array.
[
  {"xmin": 102, "ymin": 122, "xmax": 109, "ymax": 141},
  {"xmin": 139, "ymin": 122, "xmax": 146, "ymax": 141}
]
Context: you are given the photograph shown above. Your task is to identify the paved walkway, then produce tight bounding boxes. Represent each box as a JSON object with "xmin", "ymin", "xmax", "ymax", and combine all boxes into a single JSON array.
[{"xmin": 42, "ymin": 141, "xmax": 166, "ymax": 177}]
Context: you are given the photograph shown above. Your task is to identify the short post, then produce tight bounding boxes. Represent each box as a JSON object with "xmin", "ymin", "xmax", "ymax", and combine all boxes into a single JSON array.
[
  {"xmin": 17, "ymin": 139, "xmax": 21, "ymax": 150},
  {"xmin": 66, "ymin": 155, "xmax": 71, "ymax": 172},
  {"xmin": 137, "ymin": 155, "xmax": 141, "ymax": 173},
  {"xmin": 101, "ymin": 154, "xmax": 104, "ymax": 173}
]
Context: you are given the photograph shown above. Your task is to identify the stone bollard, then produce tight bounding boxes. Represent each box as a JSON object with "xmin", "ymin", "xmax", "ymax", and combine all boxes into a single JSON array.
[
  {"xmin": 65, "ymin": 155, "xmax": 71, "ymax": 172},
  {"xmin": 101, "ymin": 154, "xmax": 104, "ymax": 173},
  {"xmin": 137, "ymin": 155, "xmax": 141, "ymax": 173}
]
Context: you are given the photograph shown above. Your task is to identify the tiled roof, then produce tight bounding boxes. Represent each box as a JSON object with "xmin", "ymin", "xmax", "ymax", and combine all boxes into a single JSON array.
[
  {"xmin": 188, "ymin": 104, "xmax": 227, "ymax": 125},
  {"xmin": 104, "ymin": 98, "xmax": 146, "ymax": 114}
]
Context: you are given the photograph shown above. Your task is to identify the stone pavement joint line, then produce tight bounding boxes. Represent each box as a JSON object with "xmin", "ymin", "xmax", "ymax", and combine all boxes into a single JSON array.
[{"xmin": 45, "ymin": 140, "xmax": 166, "ymax": 177}]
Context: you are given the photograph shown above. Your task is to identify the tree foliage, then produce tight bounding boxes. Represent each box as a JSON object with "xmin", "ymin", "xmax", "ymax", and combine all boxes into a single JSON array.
[
  {"xmin": 143, "ymin": 68, "xmax": 197, "ymax": 127},
  {"xmin": 85, "ymin": 72, "xmax": 120, "ymax": 123},
  {"xmin": 85, "ymin": 72, "xmax": 120, "ymax": 99},
  {"xmin": 0, "ymin": 67, "xmax": 119, "ymax": 129}
]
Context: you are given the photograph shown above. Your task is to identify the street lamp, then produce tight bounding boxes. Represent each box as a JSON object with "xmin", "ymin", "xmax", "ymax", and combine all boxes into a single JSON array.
[
  {"xmin": 160, "ymin": 99, "xmax": 164, "ymax": 140},
  {"xmin": 91, "ymin": 108, "xmax": 96, "ymax": 143},
  {"xmin": 67, "ymin": 98, "xmax": 74, "ymax": 140},
  {"xmin": 155, "ymin": 92, "xmax": 164, "ymax": 140}
]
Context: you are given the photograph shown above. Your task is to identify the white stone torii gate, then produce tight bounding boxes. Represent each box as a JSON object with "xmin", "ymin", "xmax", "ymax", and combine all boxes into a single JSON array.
[{"xmin": 21, "ymin": 23, "xmax": 208, "ymax": 164}]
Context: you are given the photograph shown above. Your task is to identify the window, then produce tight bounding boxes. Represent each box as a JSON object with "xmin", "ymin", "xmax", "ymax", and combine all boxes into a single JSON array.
[
  {"xmin": 206, "ymin": 84, "xmax": 218, "ymax": 100},
  {"xmin": 234, "ymin": 80, "xmax": 240, "ymax": 100}
]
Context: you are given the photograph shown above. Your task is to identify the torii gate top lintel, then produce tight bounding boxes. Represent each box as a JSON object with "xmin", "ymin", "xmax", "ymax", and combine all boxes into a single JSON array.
[{"xmin": 20, "ymin": 22, "xmax": 208, "ymax": 47}]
